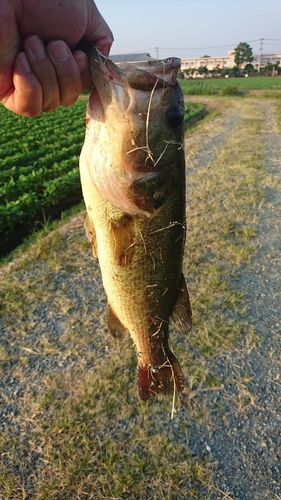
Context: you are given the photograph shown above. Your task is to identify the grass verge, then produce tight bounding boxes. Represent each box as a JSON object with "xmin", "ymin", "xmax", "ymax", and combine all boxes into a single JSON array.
[{"xmin": 0, "ymin": 98, "xmax": 277, "ymax": 499}]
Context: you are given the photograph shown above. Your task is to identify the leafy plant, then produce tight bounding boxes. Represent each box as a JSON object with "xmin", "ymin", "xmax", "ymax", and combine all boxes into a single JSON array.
[{"xmin": 0, "ymin": 101, "xmax": 86, "ymax": 238}]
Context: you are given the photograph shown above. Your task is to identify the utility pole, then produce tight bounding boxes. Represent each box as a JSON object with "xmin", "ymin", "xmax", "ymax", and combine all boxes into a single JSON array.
[
  {"xmin": 258, "ymin": 38, "xmax": 264, "ymax": 73},
  {"xmin": 156, "ymin": 47, "xmax": 159, "ymax": 60}
]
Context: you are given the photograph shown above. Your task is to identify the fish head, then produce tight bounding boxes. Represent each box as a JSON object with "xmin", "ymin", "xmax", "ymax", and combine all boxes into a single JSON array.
[{"xmin": 81, "ymin": 46, "xmax": 185, "ymax": 217}]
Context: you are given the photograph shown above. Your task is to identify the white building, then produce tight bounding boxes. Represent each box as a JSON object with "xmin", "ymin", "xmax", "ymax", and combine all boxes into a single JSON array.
[
  {"xmin": 181, "ymin": 51, "xmax": 234, "ymax": 72},
  {"xmin": 181, "ymin": 50, "xmax": 281, "ymax": 73},
  {"xmin": 252, "ymin": 52, "xmax": 281, "ymax": 71}
]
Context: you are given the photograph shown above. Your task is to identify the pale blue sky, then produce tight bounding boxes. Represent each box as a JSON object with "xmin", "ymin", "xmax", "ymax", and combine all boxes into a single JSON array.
[{"xmin": 97, "ymin": 0, "xmax": 281, "ymax": 60}]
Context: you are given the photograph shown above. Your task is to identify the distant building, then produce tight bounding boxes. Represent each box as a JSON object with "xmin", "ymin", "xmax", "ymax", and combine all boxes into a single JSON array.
[
  {"xmin": 110, "ymin": 53, "xmax": 153, "ymax": 64},
  {"xmin": 181, "ymin": 51, "xmax": 233, "ymax": 73},
  {"xmin": 181, "ymin": 49, "xmax": 281, "ymax": 74},
  {"xmin": 252, "ymin": 52, "xmax": 281, "ymax": 71}
]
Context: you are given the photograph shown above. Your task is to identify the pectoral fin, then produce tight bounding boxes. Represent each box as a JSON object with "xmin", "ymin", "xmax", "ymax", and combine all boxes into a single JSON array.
[
  {"xmin": 171, "ymin": 274, "xmax": 192, "ymax": 334},
  {"xmin": 84, "ymin": 213, "xmax": 98, "ymax": 258},
  {"xmin": 110, "ymin": 214, "xmax": 135, "ymax": 266}
]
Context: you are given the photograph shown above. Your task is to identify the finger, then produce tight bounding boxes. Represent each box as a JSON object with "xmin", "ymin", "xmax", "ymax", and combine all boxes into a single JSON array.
[
  {"xmin": 24, "ymin": 35, "xmax": 60, "ymax": 112},
  {"xmin": 47, "ymin": 40, "xmax": 83, "ymax": 107},
  {"xmin": 72, "ymin": 50, "xmax": 92, "ymax": 92},
  {"xmin": 5, "ymin": 52, "xmax": 43, "ymax": 117}
]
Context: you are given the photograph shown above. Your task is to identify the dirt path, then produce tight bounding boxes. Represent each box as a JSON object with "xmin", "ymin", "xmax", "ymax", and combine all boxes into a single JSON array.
[
  {"xmin": 185, "ymin": 99, "xmax": 281, "ymax": 500},
  {"xmin": 0, "ymin": 98, "xmax": 280, "ymax": 499}
]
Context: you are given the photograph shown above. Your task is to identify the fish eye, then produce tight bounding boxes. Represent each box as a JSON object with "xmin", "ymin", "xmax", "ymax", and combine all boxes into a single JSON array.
[{"xmin": 166, "ymin": 106, "xmax": 184, "ymax": 128}]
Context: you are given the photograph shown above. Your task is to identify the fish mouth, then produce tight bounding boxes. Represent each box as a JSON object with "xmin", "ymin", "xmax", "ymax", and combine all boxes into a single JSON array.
[{"xmin": 78, "ymin": 43, "xmax": 181, "ymax": 109}]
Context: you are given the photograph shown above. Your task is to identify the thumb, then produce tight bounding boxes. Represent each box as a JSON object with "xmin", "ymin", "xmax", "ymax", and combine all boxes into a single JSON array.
[{"xmin": 83, "ymin": 1, "xmax": 113, "ymax": 56}]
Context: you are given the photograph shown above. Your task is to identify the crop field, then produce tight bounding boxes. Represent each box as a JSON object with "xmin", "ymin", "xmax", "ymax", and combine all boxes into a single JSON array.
[
  {"xmin": 181, "ymin": 75, "xmax": 281, "ymax": 95},
  {"xmin": 0, "ymin": 100, "xmax": 204, "ymax": 255},
  {"xmin": 0, "ymin": 101, "xmax": 87, "ymax": 254}
]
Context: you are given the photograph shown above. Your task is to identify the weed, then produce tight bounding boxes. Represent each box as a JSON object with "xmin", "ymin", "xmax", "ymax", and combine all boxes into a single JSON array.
[{"xmin": 220, "ymin": 84, "xmax": 240, "ymax": 96}]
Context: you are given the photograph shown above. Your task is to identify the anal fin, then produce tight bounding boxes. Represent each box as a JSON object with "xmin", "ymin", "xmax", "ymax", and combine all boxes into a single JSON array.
[{"xmin": 171, "ymin": 274, "xmax": 192, "ymax": 334}]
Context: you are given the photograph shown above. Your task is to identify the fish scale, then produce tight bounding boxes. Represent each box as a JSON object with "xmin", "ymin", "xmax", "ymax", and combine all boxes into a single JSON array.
[{"xmin": 79, "ymin": 44, "xmax": 192, "ymax": 400}]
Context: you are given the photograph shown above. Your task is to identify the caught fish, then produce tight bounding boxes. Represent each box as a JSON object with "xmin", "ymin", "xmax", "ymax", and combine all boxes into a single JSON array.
[{"xmin": 79, "ymin": 45, "xmax": 192, "ymax": 401}]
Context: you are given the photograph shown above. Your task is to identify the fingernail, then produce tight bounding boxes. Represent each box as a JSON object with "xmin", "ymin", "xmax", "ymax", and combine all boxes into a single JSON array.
[
  {"xmin": 95, "ymin": 36, "xmax": 113, "ymax": 57},
  {"xmin": 18, "ymin": 53, "xmax": 32, "ymax": 73},
  {"xmin": 28, "ymin": 35, "xmax": 46, "ymax": 59},
  {"xmin": 48, "ymin": 40, "xmax": 69, "ymax": 62}
]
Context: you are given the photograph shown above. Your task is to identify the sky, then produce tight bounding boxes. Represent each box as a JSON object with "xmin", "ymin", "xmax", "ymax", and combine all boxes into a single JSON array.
[{"xmin": 97, "ymin": 0, "xmax": 281, "ymax": 60}]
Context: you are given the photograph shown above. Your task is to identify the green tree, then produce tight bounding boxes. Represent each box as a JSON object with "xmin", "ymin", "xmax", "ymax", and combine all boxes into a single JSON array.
[
  {"xmin": 274, "ymin": 61, "xmax": 280, "ymax": 75},
  {"xmin": 234, "ymin": 42, "xmax": 253, "ymax": 69},
  {"xmin": 264, "ymin": 62, "xmax": 274, "ymax": 76},
  {"xmin": 197, "ymin": 65, "xmax": 208, "ymax": 76},
  {"xmin": 244, "ymin": 63, "xmax": 255, "ymax": 74}
]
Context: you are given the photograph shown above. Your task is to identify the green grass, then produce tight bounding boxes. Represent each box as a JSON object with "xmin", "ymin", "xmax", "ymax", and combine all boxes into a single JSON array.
[
  {"xmin": 275, "ymin": 102, "xmax": 281, "ymax": 132},
  {"xmin": 181, "ymin": 75, "xmax": 281, "ymax": 96},
  {"xmin": 0, "ymin": 97, "xmax": 279, "ymax": 499}
]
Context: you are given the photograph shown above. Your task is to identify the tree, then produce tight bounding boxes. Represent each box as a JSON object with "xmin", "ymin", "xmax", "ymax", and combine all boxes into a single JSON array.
[
  {"xmin": 274, "ymin": 61, "xmax": 280, "ymax": 75},
  {"xmin": 244, "ymin": 63, "xmax": 255, "ymax": 74},
  {"xmin": 264, "ymin": 62, "xmax": 274, "ymax": 76},
  {"xmin": 197, "ymin": 65, "xmax": 208, "ymax": 76},
  {"xmin": 234, "ymin": 42, "xmax": 253, "ymax": 69}
]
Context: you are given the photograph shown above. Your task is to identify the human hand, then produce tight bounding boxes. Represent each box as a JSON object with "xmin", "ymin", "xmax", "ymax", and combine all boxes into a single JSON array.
[{"xmin": 0, "ymin": 0, "xmax": 113, "ymax": 117}]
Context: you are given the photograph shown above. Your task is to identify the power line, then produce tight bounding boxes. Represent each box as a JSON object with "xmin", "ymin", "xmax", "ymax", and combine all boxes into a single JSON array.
[
  {"xmin": 158, "ymin": 40, "xmax": 262, "ymax": 51},
  {"xmin": 113, "ymin": 38, "xmax": 281, "ymax": 60},
  {"xmin": 129, "ymin": 38, "xmax": 280, "ymax": 55}
]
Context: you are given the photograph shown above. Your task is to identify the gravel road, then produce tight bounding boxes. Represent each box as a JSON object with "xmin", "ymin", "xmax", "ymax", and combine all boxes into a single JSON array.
[
  {"xmin": 185, "ymin": 99, "xmax": 281, "ymax": 500},
  {"xmin": 0, "ymin": 98, "xmax": 280, "ymax": 499}
]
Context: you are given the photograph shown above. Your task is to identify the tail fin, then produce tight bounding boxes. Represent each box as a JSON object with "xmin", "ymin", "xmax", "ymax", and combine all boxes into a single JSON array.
[{"xmin": 138, "ymin": 351, "xmax": 184, "ymax": 401}]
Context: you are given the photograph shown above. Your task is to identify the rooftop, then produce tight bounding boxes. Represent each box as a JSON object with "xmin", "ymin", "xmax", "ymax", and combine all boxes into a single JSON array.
[{"xmin": 110, "ymin": 53, "xmax": 152, "ymax": 63}]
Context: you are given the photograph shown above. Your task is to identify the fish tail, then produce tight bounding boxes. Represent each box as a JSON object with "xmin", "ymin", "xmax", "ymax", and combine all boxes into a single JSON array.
[{"xmin": 138, "ymin": 351, "xmax": 184, "ymax": 401}]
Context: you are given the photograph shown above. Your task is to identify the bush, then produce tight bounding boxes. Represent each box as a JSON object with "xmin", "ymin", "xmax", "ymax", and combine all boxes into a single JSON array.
[{"xmin": 221, "ymin": 84, "xmax": 240, "ymax": 96}]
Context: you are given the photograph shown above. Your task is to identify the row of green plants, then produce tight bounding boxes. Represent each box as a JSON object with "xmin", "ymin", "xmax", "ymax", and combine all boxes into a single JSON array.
[
  {"xmin": 181, "ymin": 76, "xmax": 281, "ymax": 96},
  {"xmin": 0, "ymin": 101, "xmax": 87, "ymax": 235},
  {"xmin": 0, "ymin": 100, "xmax": 202, "ymax": 240},
  {"xmin": 184, "ymin": 102, "xmax": 206, "ymax": 125}
]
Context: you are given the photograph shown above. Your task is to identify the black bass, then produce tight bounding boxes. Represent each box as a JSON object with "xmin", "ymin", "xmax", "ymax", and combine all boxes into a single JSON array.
[{"xmin": 79, "ymin": 46, "xmax": 192, "ymax": 400}]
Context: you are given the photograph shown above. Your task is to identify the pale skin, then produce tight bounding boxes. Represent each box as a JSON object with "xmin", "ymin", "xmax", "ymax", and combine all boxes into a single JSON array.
[{"xmin": 0, "ymin": 0, "xmax": 113, "ymax": 117}]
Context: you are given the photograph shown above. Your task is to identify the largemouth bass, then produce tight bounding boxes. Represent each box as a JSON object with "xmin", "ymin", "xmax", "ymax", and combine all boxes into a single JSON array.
[{"xmin": 79, "ymin": 46, "xmax": 192, "ymax": 401}]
